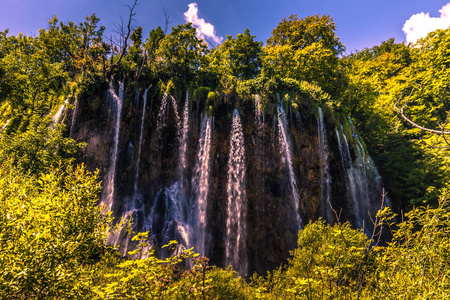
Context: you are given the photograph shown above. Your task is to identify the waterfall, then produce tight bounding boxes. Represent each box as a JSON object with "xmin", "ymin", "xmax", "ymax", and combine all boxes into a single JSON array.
[
  {"xmin": 277, "ymin": 104, "xmax": 302, "ymax": 228},
  {"xmin": 70, "ymin": 99, "xmax": 79, "ymax": 137},
  {"xmin": 52, "ymin": 104, "xmax": 65, "ymax": 124},
  {"xmin": 159, "ymin": 183, "xmax": 192, "ymax": 257},
  {"xmin": 150, "ymin": 93, "xmax": 192, "ymax": 256},
  {"xmin": 255, "ymin": 94, "xmax": 264, "ymax": 130},
  {"xmin": 102, "ymin": 80, "xmax": 124, "ymax": 212},
  {"xmin": 349, "ymin": 119, "xmax": 391, "ymax": 230},
  {"xmin": 178, "ymin": 92, "xmax": 190, "ymax": 180},
  {"xmin": 134, "ymin": 85, "xmax": 151, "ymax": 196},
  {"xmin": 52, "ymin": 99, "xmax": 68, "ymax": 125},
  {"xmin": 172, "ymin": 93, "xmax": 190, "ymax": 228},
  {"xmin": 170, "ymin": 95, "xmax": 181, "ymax": 133},
  {"xmin": 336, "ymin": 122, "xmax": 378, "ymax": 229},
  {"xmin": 317, "ymin": 107, "xmax": 332, "ymax": 222},
  {"xmin": 1, "ymin": 119, "xmax": 10, "ymax": 134},
  {"xmin": 192, "ymin": 115, "xmax": 213, "ymax": 256},
  {"xmin": 156, "ymin": 93, "xmax": 168, "ymax": 131},
  {"xmin": 225, "ymin": 109, "xmax": 248, "ymax": 275}
]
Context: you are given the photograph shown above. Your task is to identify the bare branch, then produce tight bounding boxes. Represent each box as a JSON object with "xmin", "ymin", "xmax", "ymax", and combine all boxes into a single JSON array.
[
  {"xmin": 134, "ymin": 48, "xmax": 147, "ymax": 84},
  {"xmin": 329, "ymin": 201, "xmax": 341, "ymax": 223},
  {"xmin": 108, "ymin": 0, "xmax": 138, "ymax": 78},
  {"xmin": 162, "ymin": 7, "xmax": 170, "ymax": 35},
  {"xmin": 394, "ymin": 88, "xmax": 450, "ymax": 135}
]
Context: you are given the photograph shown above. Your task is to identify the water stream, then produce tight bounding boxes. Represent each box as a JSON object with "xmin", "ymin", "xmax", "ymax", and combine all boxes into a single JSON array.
[{"xmin": 225, "ymin": 109, "xmax": 248, "ymax": 275}]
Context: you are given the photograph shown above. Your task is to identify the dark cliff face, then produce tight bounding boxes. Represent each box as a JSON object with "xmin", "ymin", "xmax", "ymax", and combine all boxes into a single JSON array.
[{"xmin": 68, "ymin": 82, "xmax": 387, "ymax": 276}]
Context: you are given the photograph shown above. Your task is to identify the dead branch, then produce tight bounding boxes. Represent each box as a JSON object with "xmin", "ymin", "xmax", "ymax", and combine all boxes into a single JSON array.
[
  {"xmin": 394, "ymin": 88, "xmax": 450, "ymax": 135},
  {"xmin": 107, "ymin": 0, "xmax": 138, "ymax": 78},
  {"xmin": 162, "ymin": 7, "xmax": 170, "ymax": 34}
]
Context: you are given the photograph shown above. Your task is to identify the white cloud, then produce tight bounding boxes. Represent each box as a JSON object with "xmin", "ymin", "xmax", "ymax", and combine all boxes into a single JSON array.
[
  {"xmin": 184, "ymin": 3, "xmax": 223, "ymax": 45},
  {"xmin": 403, "ymin": 3, "xmax": 450, "ymax": 44}
]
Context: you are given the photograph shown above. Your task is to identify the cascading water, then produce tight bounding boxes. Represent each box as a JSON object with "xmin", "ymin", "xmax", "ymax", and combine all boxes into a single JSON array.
[
  {"xmin": 102, "ymin": 80, "xmax": 124, "ymax": 212},
  {"xmin": 170, "ymin": 95, "xmax": 181, "ymax": 133},
  {"xmin": 336, "ymin": 125, "xmax": 361, "ymax": 227},
  {"xmin": 277, "ymin": 104, "xmax": 302, "ymax": 228},
  {"xmin": 151, "ymin": 93, "xmax": 192, "ymax": 257},
  {"xmin": 348, "ymin": 119, "xmax": 391, "ymax": 230},
  {"xmin": 191, "ymin": 114, "xmax": 213, "ymax": 256},
  {"xmin": 226, "ymin": 109, "xmax": 248, "ymax": 275},
  {"xmin": 156, "ymin": 93, "xmax": 168, "ymax": 131},
  {"xmin": 1, "ymin": 119, "xmax": 10, "ymax": 134},
  {"xmin": 255, "ymin": 94, "xmax": 264, "ymax": 131},
  {"xmin": 159, "ymin": 183, "xmax": 192, "ymax": 257},
  {"xmin": 178, "ymin": 92, "xmax": 190, "ymax": 188},
  {"xmin": 52, "ymin": 101, "xmax": 67, "ymax": 125},
  {"xmin": 71, "ymin": 79, "xmax": 395, "ymax": 275},
  {"xmin": 111, "ymin": 85, "xmax": 153, "ymax": 255},
  {"xmin": 317, "ymin": 107, "xmax": 332, "ymax": 222},
  {"xmin": 134, "ymin": 85, "xmax": 152, "ymax": 196},
  {"xmin": 336, "ymin": 121, "xmax": 386, "ymax": 230}
]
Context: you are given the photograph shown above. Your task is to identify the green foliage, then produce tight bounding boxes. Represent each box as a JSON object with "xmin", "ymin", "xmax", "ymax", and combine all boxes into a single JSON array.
[
  {"xmin": 193, "ymin": 86, "xmax": 211, "ymax": 103},
  {"xmin": 0, "ymin": 32, "xmax": 68, "ymax": 113},
  {"xmin": 156, "ymin": 23, "xmax": 208, "ymax": 83},
  {"xmin": 264, "ymin": 14, "xmax": 346, "ymax": 97},
  {"xmin": 0, "ymin": 162, "xmax": 109, "ymax": 299},
  {"xmin": 341, "ymin": 32, "xmax": 450, "ymax": 208},
  {"xmin": 256, "ymin": 221, "xmax": 370, "ymax": 299},
  {"xmin": 90, "ymin": 237, "xmax": 250, "ymax": 300},
  {"xmin": 365, "ymin": 190, "xmax": 450, "ymax": 299},
  {"xmin": 0, "ymin": 117, "xmax": 84, "ymax": 175},
  {"xmin": 209, "ymin": 29, "xmax": 263, "ymax": 81},
  {"xmin": 252, "ymin": 190, "xmax": 450, "ymax": 299}
]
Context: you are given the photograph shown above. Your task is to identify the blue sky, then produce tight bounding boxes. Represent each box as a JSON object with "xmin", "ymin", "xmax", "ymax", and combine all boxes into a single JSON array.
[{"xmin": 1, "ymin": 0, "xmax": 450, "ymax": 53}]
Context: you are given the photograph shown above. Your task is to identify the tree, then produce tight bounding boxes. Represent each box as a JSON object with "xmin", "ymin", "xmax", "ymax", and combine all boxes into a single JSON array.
[
  {"xmin": 0, "ymin": 162, "xmax": 109, "ymax": 299},
  {"xmin": 263, "ymin": 14, "xmax": 346, "ymax": 97},
  {"xmin": 155, "ymin": 23, "xmax": 208, "ymax": 82},
  {"xmin": 0, "ymin": 117, "xmax": 83, "ymax": 175},
  {"xmin": 141, "ymin": 26, "xmax": 165, "ymax": 81},
  {"xmin": 339, "ymin": 33, "xmax": 450, "ymax": 207},
  {"xmin": 38, "ymin": 14, "xmax": 108, "ymax": 78},
  {"xmin": 107, "ymin": 0, "xmax": 139, "ymax": 78},
  {"xmin": 0, "ymin": 33, "xmax": 67, "ymax": 114},
  {"xmin": 210, "ymin": 28, "xmax": 263, "ymax": 80},
  {"xmin": 393, "ymin": 28, "xmax": 450, "ymax": 142}
]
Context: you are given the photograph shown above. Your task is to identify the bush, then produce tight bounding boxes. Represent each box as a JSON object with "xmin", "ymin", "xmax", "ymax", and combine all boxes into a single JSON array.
[{"xmin": 0, "ymin": 162, "xmax": 109, "ymax": 299}]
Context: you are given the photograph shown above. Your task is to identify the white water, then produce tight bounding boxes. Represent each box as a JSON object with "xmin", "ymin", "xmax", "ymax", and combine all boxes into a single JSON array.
[
  {"xmin": 159, "ymin": 183, "xmax": 192, "ymax": 257},
  {"xmin": 255, "ymin": 94, "xmax": 264, "ymax": 130},
  {"xmin": 225, "ymin": 109, "xmax": 247, "ymax": 275},
  {"xmin": 178, "ymin": 92, "xmax": 190, "ymax": 180},
  {"xmin": 317, "ymin": 107, "xmax": 332, "ymax": 222},
  {"xmin": 277, "ymin": 104, "xmax": 302, "ymax": 228},
  {"xmin": 52, "ymin": 99, "xmax": 68, "ymax": 125},
  {"xmin": 102, "ymin": 80, "xmax": 124, "ymax": 212},
  {"xmin": 336, "ymin": 122, "xmax": 378, "ymax": 229},
  {"xmin": 52, "ymin": 104, "xmax": 65, "ymax": 124},
  {"xmin": 69, "ymin": 99, "xmax": 79, "ymax": 137},
  {"xmin": 170, "ymin": 95, "xmax": 181, "ymax": 134},
  {"xmin": 134, "ymin": 85, "xmax": 152, "ymax": 196},
  {"xmin": 192, "ymin": 115, "xmax": 213, "ymax": 256},
  {"xmin": 1, "ymin": 119, "xmax": 10, "ymax": 134},
  {"xmin": 156, "ymin": 93, "xmax": 168, "ymax": 131}
]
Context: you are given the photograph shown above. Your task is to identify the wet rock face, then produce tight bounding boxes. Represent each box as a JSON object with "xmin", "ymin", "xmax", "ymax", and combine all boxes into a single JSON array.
[{"xmin": 69, "ymin": 86, "xmax": 387, "ymax": 276}]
